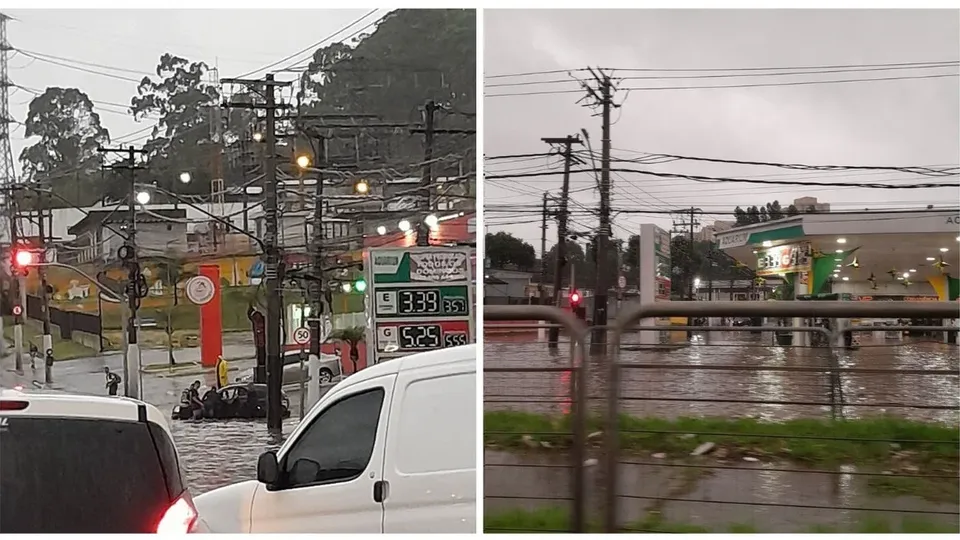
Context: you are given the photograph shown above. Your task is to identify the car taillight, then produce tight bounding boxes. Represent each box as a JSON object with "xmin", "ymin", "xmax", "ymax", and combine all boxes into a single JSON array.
[
  {"xmin": 0, "ymin": 400, "xmax": 29, "ymax": 411},
  {"xmin": 157, "ymin": 493, "xmax": 199, "ymax": 534}
]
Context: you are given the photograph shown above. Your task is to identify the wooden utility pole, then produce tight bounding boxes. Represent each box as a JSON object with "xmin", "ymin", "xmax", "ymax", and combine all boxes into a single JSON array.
[
  {"xmin": 589, "ymin": 71, "xmax": 615, "ymax": 353},
  {"xmin": 542, "ymin": 135, "xmax": 582, "ymax": 347},
  {"xmin": 37, "ymin": 190, "xmax": 53, "ymax": 383},
  {"xmin": 539, "ymin": 191, "xmax": 548, "ymax": 304}
]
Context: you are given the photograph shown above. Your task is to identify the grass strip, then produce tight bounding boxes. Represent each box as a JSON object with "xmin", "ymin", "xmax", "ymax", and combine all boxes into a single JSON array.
[
  {"xmin": 485, "ymin": 410, "xmax": 960, "ymax": 467},
  {"xmin": 484, "ymin": 506, "xmax": 960, "ymax": 534}
]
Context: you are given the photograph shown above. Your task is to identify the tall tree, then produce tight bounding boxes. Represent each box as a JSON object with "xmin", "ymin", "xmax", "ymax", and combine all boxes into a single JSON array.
[
  {"xmin": 485, "ymin": 232, "xmax": 536, "ymax": 271},
  {"xmin": 129, "ymin": 54, "xmax": 223, "ymax": 197},
  {"xmin": 18, "ymin": 87, "xmax": 110, "ymax": 205},
  {"xmin": 542, "ymin": 240, "xmax": 590, "ymax": 288},
  {"xmin": 733, "ymin": 200, "xmax": 800, "ymax": 226}
]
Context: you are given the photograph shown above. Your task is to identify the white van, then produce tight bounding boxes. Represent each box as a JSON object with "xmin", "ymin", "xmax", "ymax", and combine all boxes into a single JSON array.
[{"xmin": 195, "ymin": 344, "xmax": 476, "ymax": 533}]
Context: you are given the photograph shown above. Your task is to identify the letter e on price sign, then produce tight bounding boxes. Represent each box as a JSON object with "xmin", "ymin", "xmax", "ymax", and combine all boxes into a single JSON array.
[{"xmin": 293, "ymin": 327, "xmax": 311, "ymax": 346}]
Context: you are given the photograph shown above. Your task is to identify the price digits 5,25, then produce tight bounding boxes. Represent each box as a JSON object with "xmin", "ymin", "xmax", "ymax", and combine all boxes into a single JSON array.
[{"xmin": 400, "ymin": 325, "xmax": 441, "ymax": 349}]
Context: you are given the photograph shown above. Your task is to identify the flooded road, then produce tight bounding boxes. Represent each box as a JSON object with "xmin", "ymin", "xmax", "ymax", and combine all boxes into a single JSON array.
[
  {"xmin": 484, "ymin": 331, "xmax": 960, "ymax": 422},
  {"xmin": 484, "ymin": 331, "xmax": 959, "ymax": 532},
  {"xmin": 484, "ymin": 449, "xmax": 960, "ymax": 532},
  {"xmin": 2, "ymin": 354, "xmax": 325, "ymax": 496}
]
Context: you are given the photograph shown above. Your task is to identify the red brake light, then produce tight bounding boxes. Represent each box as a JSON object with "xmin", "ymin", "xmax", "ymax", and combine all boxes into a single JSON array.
[
  {"xmin": 0, "ymin": 400, "xmax": 29, "ymax": 411},
  {"xmin": 157, "ymin": 494, "xmax": 199, "ymax": 534}
]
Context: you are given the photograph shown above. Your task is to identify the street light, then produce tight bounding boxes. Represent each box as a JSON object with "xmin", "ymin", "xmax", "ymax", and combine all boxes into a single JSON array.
[
  {"xmin": 296, "ymin": 155, "xmax": 311, "ymax": 169},
  {"xmin": 135, "ymin": 191, "xmax": 151, "ymax": 205},
  {"xmin": 354, "ymin": 179, "xmax": 369, "ymax": 194},
  {"xmin": 252, "ymin": 132, "xmax": 263, "ymax": 142},
  {"xmin": 424, "ymin": 214, "xmax": 439, "ymax": 229},
  {"xmin": 398, "ymin": 219, "xmax": 411, "ymax": 232},
  {"xmin": 179, "ymin": 172, "xmax": 192, "ymax": 184},
  {"xmin": 376, "ymin": 225, "xmax": 387, "ymax": 235}
]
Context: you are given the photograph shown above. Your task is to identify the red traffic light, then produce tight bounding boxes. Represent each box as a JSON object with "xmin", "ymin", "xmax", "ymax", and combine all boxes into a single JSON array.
[
  {"xmin": 12, "ymin": 305, "xmax": 22, "ymax": 317},
  {"xmin": 14, "ymin": 250, "xmax": 34, "ymax": 267},
  {"xmin": 569, "ymin": 290, "xmax": 581, "ymax": 305}
]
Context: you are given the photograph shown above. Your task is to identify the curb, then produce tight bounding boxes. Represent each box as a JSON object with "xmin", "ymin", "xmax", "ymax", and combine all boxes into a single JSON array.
[{"xmin": 146, "ymin": 356, "xmax": 256, "ymax": 378}]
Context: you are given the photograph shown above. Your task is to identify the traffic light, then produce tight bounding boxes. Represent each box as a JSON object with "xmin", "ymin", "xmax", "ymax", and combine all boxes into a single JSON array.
[
  {"xmin": 12, "ymin": 250, "xmax": 34, "ymax": 276},
  {"xmin": 354, "ymin": 278, "xmax": 367, "ymax": 293},
  {"xmin": 569, "ymin": 290, "xmax": 581, "ymax": 306},
  {"xmin": 569, "ymin": 290, "xmax": 586, "ymax": 321}
]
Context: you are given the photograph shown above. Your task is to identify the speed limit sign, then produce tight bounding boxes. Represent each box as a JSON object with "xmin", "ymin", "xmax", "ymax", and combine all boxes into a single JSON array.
[{"xmin": 293, "ymin": 326, "xmax": 311, "ymax": 346}]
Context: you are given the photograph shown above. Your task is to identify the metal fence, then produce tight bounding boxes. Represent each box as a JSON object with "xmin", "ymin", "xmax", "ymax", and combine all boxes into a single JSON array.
[{"xmin": 484, "ymin": 301, "xmax": 960, "ymax": 534}]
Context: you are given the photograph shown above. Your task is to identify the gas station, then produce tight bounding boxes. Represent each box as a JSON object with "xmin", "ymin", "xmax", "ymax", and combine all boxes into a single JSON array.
[{"xmin": 715, "ymin": 208, "xmax": 960, "ymax": 346}]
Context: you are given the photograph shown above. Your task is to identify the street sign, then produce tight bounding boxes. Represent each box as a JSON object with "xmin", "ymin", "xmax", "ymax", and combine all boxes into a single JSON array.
[
  {"xmin": 185, "ymin": 275, "xmax": 216, "ymax": 305},
  {"xmin": 293, "ymin": 326, "xmax": 311, "ymax": 346},
  {"xmin": 366, "ymin": 246, "xmax": 475, "ymax": 365},
  {"xmin": 618, "ymin": 275, "xmax": 626, "ymax": 289}
]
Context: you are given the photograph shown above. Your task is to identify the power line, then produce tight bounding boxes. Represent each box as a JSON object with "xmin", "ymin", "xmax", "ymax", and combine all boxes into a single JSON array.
[
  {"xmin": 486, "ymin": 73, "xmax": 959, "ymax": 97},
  {"xmin": 485, "ymin": 60, "xmax": 960, "ymax": 80},
  {"xmin": 487, "ymin": 63, "xmax": 960, "ymax": 88},
  {"xmin": 233, "ymin": 9, "xmax": 382, "ymax": 79},
  {"xmin": 485, "ymin": 168, "xmax": 960, "ymax": 189},
  {"xmin": 16, "ymin": 50, "xmax": 143, "ymax": 83},
  {"xmin": 16, "ymin": 49, "xmax": 153, "ymax": 77}
]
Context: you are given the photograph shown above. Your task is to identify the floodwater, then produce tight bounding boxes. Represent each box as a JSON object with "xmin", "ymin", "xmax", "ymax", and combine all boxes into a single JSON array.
[
  {"xmin": 484, "ymin": 449, "xmax": 960, "ymax": 533},
  {"xmin": 483, "ymin": 330, "xmax": 960, "ymax": 532},
  {"xmin": 484, "ymin": 331, "xmax": 960, "ymax": 422}
]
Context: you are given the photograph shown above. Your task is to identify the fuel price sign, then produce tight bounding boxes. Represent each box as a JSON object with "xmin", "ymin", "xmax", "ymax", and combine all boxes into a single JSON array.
[{"xmin": 366, "ymin": 246, "xmax": 475, "ymax": 364}]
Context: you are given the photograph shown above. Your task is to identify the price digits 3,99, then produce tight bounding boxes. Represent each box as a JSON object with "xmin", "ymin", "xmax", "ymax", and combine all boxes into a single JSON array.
[
  {"xmin": 399, "ymin": 325, "xmax": 441, "ymax": 349},
  {"xmin": 399, "ymin": 289, "xmax": 440, "ymax": 315}
]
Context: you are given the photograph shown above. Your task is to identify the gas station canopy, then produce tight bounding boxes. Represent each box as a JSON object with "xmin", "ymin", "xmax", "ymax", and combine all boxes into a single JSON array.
[{"xmin": 715, "ymin": 209, "xmax": 960, "ymax": 298}]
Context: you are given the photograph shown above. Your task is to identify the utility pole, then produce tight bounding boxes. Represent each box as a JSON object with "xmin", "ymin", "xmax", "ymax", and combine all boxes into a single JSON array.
[
  {"xmin": 416, "ymin": 99, "xmax": 437, "ymax": 247},
  {"xmin": 542, "ymin": 135, "xmax": 582, "ymax": 347},
  {"xmin": 37, "ymin": 190, "xmax": 53, "ymax": 383},
  {"xmin": 99, "ymin": 145, "xmax": 148, "ymax": 399},
  {"xmin": 539, "ymin": 191, "xmax": 548, "ymax": 304},
  {"xmin": 671, "ymin": 207, "xmax": 702, "ymax": 301},
  {"xmin": 585, "ymin": 71, "xmax": 616, "ymax": 353},
  {"xmin": 309, "ymin": 136, "xmax": 326, "ymax": 360},
  {"xmin": 9, "ymin": 199, "xmax": 22, "ymax": 372},
  {"xmin": 223, "ymin": 73, "xmax": 290, "ymax": 439}
]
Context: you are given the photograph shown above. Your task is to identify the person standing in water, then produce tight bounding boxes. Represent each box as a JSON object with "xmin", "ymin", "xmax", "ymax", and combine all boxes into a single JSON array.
[{"xmin": 104, "ymin": 367, "xmax": 121, "ymax": 396}]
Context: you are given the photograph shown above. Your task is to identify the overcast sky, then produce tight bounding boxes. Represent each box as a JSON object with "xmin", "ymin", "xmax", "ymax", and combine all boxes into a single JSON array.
[
  {"xmin": 484, "ymin": 9, "xmax": 960, "ymax": 253},
  {"xmin": 6, "ymin": 8, "xmax": 382, "ymax": 169}
]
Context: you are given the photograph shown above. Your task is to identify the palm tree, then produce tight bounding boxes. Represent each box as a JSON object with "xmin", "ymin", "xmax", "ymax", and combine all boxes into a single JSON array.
[{"xmin": 329, "ymin": 326, "xmax": 365, "ymax": 374}]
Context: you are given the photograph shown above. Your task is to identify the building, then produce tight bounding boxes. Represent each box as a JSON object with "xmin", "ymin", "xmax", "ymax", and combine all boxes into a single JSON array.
[
  {"xmin": 792, "ymin": 196, "xmax": 830, "ymax": 213},
  {"xmin": 695, "ymin": 220, "xmax": 735, "ymax": 242},
  {"xmin": 62, "ymin": 208, "xmax": 187, "ymax": 265},
  {"xmin": 484, "ymin": 268, "xmax": 534, "ymax": 305}
]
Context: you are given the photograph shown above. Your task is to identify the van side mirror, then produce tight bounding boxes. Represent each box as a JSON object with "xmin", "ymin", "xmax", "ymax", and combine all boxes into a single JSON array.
[{"xmin": 257, "ymin": 451, "xmax": 280, "ymax": 485}]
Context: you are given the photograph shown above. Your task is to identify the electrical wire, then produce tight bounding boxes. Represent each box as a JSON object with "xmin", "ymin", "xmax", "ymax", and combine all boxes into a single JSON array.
[
  {"xmin": 486, "ymin": 73, "xmax": 959, "ymax": 97},
  {"xmin": 233, "ymin": 9, "xmax": 382, "ymax": 79},
  {"xmin": 485, "ymin": 168, "xmax": 960, "ymax": 189}
]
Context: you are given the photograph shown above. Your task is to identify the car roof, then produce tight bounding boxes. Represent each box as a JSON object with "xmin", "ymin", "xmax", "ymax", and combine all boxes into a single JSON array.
[
  {"xmin": 339, "ymin": 344, "xmax": 476, "ymax": 388},
  {"xmin": 0, "ymin": 390, "xmax": 173, "ymax": 439}
]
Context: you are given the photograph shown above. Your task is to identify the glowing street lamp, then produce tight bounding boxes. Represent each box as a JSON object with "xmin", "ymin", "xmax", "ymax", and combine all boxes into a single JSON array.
[
  {"xmin": 179, "ymin": 172, "xmax": 192, "ymax": 184},
  {"xmin": 135, "ymin": 191, "xmax": 151, "ymax": 205},
  {"xmin": 296, "ymin": 155, "xmax": 311, "ymax": 169}
]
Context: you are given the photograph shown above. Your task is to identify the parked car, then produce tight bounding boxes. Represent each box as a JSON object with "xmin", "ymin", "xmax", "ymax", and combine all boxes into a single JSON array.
[
  {"xmin": 171, "ymin": 383, "xmax": 291, "ymax": 420},
  {"xmin": 237, "ymin": 350, "xmax": 343, "ymax": 388},
  {"xmin": 194, "ymin": 344, "xmax": 476, "ymax": 533},
  {"xmin": 0, "ymin": 388, "xmax": 206, "ymax": 533}
]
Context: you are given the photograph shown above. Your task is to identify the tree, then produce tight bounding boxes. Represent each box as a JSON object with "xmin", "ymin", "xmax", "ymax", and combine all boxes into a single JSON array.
[
  {"xmin": 733, "ymin": 200, "xmax": 799, "ymax": 226},
  {"xmin": 624, "ymin": 234, "xmax": 641, "ymax": 288},
  {"xmin": 154, "ymin": 255, "xmax": 197, "ymax": 366},
  {"xmin": 542, "ymin": 240, "xmax": 590, "ymax": 288},
  {"xmin": 129, "ymin": 54, "xmax": 227, "ymax": 198},
  {"xmin": 485, "ymin": 232, "xmax": 536, "ymax": 271},
  {"xmin": 18, "ymin": 87, "xmax": 110, "ymax": 206},
  {"xmin": 329, "ymin": 326, "xmax": 365, "ymax": 374},
  {"xmin": 302, "ymin": 9, "xmax": 475, "ymax": 172}
]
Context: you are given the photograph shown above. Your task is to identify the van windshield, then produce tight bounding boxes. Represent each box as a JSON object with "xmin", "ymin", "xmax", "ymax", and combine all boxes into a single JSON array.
[{"xmin": 0, "ymin": 416, "xmax": 173, "ymax": 533}]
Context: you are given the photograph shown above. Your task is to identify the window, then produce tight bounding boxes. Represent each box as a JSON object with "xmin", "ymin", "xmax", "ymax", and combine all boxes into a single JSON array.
[
  {"xmin": 281, "ymin": 388, "xmax": 384, "ymax": 489},
  {"xmin": 0, "ymin": 417, "xmax": 174, "ymax": 533}
]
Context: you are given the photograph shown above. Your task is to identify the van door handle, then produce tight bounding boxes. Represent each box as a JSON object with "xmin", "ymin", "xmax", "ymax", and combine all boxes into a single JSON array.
[{"xmin": 373, "ymin": 480, "xmax": 388, "ymax": 503}]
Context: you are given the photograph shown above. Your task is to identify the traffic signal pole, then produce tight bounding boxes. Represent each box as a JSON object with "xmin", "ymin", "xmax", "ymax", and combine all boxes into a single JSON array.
[
  {"xmin": 9, "ymin": 206, "xmax": 23, "ymax": 372},
  {"xmin": 37, "ymin": 194, "xmax": 53, "ymax": 383}
]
